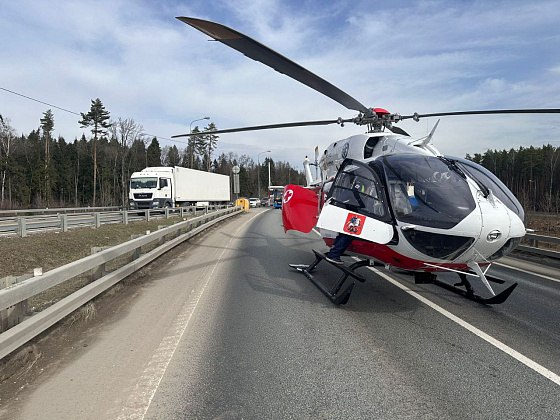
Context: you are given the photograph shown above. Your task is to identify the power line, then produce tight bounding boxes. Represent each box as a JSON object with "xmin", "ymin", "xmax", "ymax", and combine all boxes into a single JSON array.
[
  {"xmin": 0, "ymin": 86, "xmax": 186, "ymax": 144},
  {"xmin": 1, "ymin": 87, "xmax": 80, "ymax": 116}
]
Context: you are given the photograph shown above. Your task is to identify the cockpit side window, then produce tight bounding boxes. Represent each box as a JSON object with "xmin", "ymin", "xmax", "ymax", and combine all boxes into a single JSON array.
[{"xmin": 329, "ymin": 160, "xmax": 390, "ymax": 221}]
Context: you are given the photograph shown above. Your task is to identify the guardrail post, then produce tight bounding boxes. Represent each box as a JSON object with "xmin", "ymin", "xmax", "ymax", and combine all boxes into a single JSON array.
[
  {"xmin": 129, "ymin": 234, "xmax": 144, "ymax": 262},
  {"xmin": 158, "ymin": 225, "xmax": 166, "ymax": 245},
  {"xmin": 17, "ymin": 217, "xmax": 27, "ymax": 238},
  {"xmin": 122, "ymin": 210, "xmax": 129, "ymax": 225},
  {"xmin": 0, "ymin": 274, "xmax": 30, "ymax": 332},
  {"xmin": 94, "ymin": 213, "xmax": 101, "ymax": 229},
  {"xmin": 145, "ymin": 210, "xmax": 151, "ymax": 222},
  {"xmin": 60, "ymin": 214, "xmax": 69, "ymax": 232},
  {"xmin": 165, "ymin": 208, "xmax": 169, "ymax": 219},
  {"xmin": 90, "ymin": 247, "xmax": 106, "ymax": 281}
]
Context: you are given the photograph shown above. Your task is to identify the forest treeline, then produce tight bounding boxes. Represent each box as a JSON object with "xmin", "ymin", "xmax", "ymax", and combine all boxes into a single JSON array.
[
  {"xmin": 466, "ymin": 146, "xmax": 559, "ymax": 212},
  {"xmin": 0, "ymin": 100, "xmax": 303, "ymax": 209},
  {"xmin": 1, "ymin": 100, "xmax": 558, "ymax": 211}
]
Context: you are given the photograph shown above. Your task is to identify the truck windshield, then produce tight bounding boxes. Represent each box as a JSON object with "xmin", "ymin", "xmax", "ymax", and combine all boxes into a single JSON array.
[{"xmin": 130, "ymin": 177, "xmax": 158, "ymax": 189}]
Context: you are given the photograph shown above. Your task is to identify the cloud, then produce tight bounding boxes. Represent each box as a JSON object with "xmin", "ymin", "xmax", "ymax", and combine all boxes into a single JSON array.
[{"xmin": 1, "ymin": 0, "xmax": 559, "ymax": 169}]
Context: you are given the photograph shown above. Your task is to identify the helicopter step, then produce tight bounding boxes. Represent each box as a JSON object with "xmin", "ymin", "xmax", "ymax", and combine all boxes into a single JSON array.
[
  {"xmin": 289, "ymin": 250, "xmax": 371, "ymax": 305},
  {"xmin": 414, "ymin": 271, "xmax": 518, "ymax": 305}
]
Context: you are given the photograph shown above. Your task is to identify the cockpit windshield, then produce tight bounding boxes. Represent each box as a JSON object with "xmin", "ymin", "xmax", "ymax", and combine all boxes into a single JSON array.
[
  {"xmin": 381, "ymin": 155, "xmax": 476, "ymax": 229},
  {"xmin": 448, "ymin": 156, "xmax": 525, "ymax": 221},
  {"xmin": 130, "ymin": 177, "xmax": 158, "ymax": 189}
]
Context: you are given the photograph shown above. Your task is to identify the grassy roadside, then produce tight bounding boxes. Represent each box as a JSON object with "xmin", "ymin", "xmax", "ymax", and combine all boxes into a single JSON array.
[
  {"xmin": 0, "ymin": 218, "xmax": 183, "ymax": 279},
  {"xmin": 0, "ymin": 217, "xmax": 190, "ymax": 313},
  {"xmin": 0, "ymin": 215, "xmax": 200, "ymax": 401}
]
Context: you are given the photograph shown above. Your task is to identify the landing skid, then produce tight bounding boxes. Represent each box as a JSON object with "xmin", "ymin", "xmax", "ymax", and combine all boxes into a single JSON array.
[
  {"xmin": 289, "ymin": 250, "xmax": 370, "ymax": 305},
  {"xmin": 416, "ymin": 271, "xmax": 518, "ymax": 304}
]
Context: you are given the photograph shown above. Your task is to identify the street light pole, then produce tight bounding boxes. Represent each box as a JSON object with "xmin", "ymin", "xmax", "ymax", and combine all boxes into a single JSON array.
[
  {"xmin": 189, "ymin": 116, "xmax": 210, "ymax": 168},
  {"xmin": 257, "ymin": 150, "xmax": 271, "ymax": 199}
]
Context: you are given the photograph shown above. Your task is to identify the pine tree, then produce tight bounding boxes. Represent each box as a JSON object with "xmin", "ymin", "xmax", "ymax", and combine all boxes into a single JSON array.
[
  {"xmin": 79, "ymin": 98, "xmax": 111, "ymax": 207},
  {"xmin": 40, "ymin": 109, "xmax": 54, "ymax": 206},
  {"xmin": 146, "ymin": 137, "xmax": 162, "ymax": 166},
  {"xmin": 203, "ymin": 122, "xmax": 219, "ymax": 171}
]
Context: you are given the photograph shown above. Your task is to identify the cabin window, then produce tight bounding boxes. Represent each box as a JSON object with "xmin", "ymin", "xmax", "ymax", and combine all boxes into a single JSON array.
[{"xmin": 329, "ymin": 160, "xmax": 389, "ymax": 221}]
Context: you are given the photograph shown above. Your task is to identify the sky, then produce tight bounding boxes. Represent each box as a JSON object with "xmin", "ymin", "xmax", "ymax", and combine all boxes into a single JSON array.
[{"xmin": 1, "ymin": 0, "xmax": 560, "ymax": 170}]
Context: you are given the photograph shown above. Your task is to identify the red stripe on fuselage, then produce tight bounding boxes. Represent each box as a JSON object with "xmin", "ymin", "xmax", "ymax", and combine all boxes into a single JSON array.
[{"xmin": 323, "ymin": 237, "xmax": 483, "ymax": 272}]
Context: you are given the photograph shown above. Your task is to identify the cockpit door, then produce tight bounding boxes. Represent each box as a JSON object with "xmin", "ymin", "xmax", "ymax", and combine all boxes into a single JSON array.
[{"xmin": 317, "ymin": 159, "xmax": 394, "ymax": 244}]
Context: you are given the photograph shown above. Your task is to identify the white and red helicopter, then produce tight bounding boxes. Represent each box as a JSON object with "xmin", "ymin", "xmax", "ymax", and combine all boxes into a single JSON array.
[{"xmin": 173, "ymin": 17, "xmax": 560, "ymax": 305}]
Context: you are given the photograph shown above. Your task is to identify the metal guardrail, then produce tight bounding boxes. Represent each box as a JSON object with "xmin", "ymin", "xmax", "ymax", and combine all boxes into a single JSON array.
[
  {"xmin": 0, "ymin": 206, "xmax": 120, "ymax": 217},
  {"xmin": 0, "ymin": 205, "xmax": 230, "ymax": 237},
  {"xmin": 0, "ymin": 206, "xmax": 242, "ymax": 360},
  {"xmin": 518, "ymin": 233, "xmax": 560, "ymax": 259}
]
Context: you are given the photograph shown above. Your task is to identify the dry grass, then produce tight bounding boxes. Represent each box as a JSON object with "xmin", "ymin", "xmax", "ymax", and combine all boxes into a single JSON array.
[
  {"xmin": 0, "ymin": 218, "xmax": 181, "ymax": 279},
  {"xmin": 0, "ymin": 217, "xmax": 185, "ymax": 313},
  {"xmin": 526, "ymin": 213, "xmax": 560, "ymax": 237}
]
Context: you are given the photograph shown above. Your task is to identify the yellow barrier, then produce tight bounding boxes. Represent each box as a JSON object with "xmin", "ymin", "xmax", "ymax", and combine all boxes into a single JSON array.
[{"xmin": 235, "ymin": 198, "xmax": 250, "ymax": 211}]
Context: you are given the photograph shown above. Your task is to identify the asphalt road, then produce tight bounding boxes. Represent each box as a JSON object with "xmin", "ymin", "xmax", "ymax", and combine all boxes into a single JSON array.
[{"xmin": 4, "ymin": 208, "xmax": 560, "ymax": 419}]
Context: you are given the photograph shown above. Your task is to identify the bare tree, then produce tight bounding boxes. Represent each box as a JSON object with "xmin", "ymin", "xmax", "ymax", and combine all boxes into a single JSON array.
[
  {"xmin": 109, "ymin": 117, "xmax": 144, "ymax": 208},
  {"xmin": 547, "ymin": 145, "xmax": 559, "ymax": 202},
  {"xmin": 0, "ymin": 116, "xmax": 16, "ymax": 207}
]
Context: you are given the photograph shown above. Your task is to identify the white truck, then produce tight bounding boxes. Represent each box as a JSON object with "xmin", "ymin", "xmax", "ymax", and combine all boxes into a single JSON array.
[{"xmin": 128, "ymin": 166, "xmax": 230, "ymax": 209}]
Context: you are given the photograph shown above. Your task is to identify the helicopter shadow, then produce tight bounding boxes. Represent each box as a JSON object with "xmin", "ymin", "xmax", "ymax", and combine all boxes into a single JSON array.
[{"xmin": 239, "ymin": 228, "xmax": 427, "ymax": 315}]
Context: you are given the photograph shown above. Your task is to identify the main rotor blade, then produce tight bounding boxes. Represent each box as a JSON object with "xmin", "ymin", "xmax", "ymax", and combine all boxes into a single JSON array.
[
  {"xmin": 172, "ymin": 118, "xmax": 353, "ymax": 138},
  {"xmin": 388, "ymin": 125, "xmax": 410, "ymax": 136},
  {"xmin": 177, "ymin": 17, "xmax": 369, "ymax": 114},
  {"xmin": 401, "ymin": 108, "xmax": 560, "ymax": 121}
]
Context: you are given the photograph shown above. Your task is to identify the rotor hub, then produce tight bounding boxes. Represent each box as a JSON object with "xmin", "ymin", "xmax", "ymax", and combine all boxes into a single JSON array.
[{"xmin": 350, "ymin": 107, "xmax": 403, "ymax": 133}]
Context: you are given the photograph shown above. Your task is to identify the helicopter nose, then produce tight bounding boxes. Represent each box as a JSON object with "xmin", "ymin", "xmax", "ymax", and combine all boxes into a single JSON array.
[{"xmin": 476, "ymin": 199, "xmax": 522, "ymax": 258}]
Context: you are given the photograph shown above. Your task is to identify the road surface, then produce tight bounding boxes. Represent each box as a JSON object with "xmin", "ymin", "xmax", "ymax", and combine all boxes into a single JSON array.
[{"xmin": 2, "ymin": 208, "xmax": 559, "ymax": 419}]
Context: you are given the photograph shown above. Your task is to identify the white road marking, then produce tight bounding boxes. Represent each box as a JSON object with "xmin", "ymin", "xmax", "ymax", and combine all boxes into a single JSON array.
[
  {"xmin": 117, "ymin": 212, "xmax": 263, "ymax": 419},
  {"xmin": 494, "ymin": 262, "xmax": 560, "ymax": 283},
  {"xmin": 366, "ymin": 264, "xmax": 560, "ymax": 387},
  {"xmin": 279, "ymin": 228, "xmax": 559, "ymax": 385}
]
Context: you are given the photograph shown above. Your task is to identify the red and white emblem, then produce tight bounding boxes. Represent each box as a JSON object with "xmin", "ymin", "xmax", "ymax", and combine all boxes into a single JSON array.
[{"xmin": 343, "ymin": 213, "xmax": 365, "ymax": 235}]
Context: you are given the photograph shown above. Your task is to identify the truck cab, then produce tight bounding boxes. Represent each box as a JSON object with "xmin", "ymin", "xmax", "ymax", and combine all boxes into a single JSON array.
[{"xmin": 129, "ymin": 167, "xmax": 173, "ymax": 209}]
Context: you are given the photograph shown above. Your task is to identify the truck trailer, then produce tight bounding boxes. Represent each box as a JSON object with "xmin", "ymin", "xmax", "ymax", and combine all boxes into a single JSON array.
[{"xmin": 129, "ymin": 166, "xmax": 230, "ymax": 209}]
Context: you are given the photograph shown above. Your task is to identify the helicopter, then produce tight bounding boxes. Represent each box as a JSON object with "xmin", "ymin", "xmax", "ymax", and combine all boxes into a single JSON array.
[{"xmin": 173, "ymin": 17, "xmax": 560, "ymax": 305}]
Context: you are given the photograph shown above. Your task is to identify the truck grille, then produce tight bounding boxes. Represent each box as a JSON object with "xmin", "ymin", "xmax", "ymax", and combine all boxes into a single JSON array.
[{"xmin": 134, "ymin": 193, "xmax": 153, "ymax": 199}]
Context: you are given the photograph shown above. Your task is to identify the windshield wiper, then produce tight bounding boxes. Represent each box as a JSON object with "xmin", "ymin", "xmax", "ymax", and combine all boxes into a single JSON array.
[
  {"xmin": 440, "ymin": 157, "xmax": 489, "ymax": 197},
  {"xmin": 439, "ymin": 157, "xmax": 466, "ymax": 179}
]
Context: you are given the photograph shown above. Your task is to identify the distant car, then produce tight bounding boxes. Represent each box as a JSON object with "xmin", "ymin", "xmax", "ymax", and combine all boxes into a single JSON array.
[
  {"xmin": 249, "ymin": 198, "xmax": 259, "ymax": 208},
  {"xmin": 260, "ymin": 197, "xmax": 269, "ymax": 207}
]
